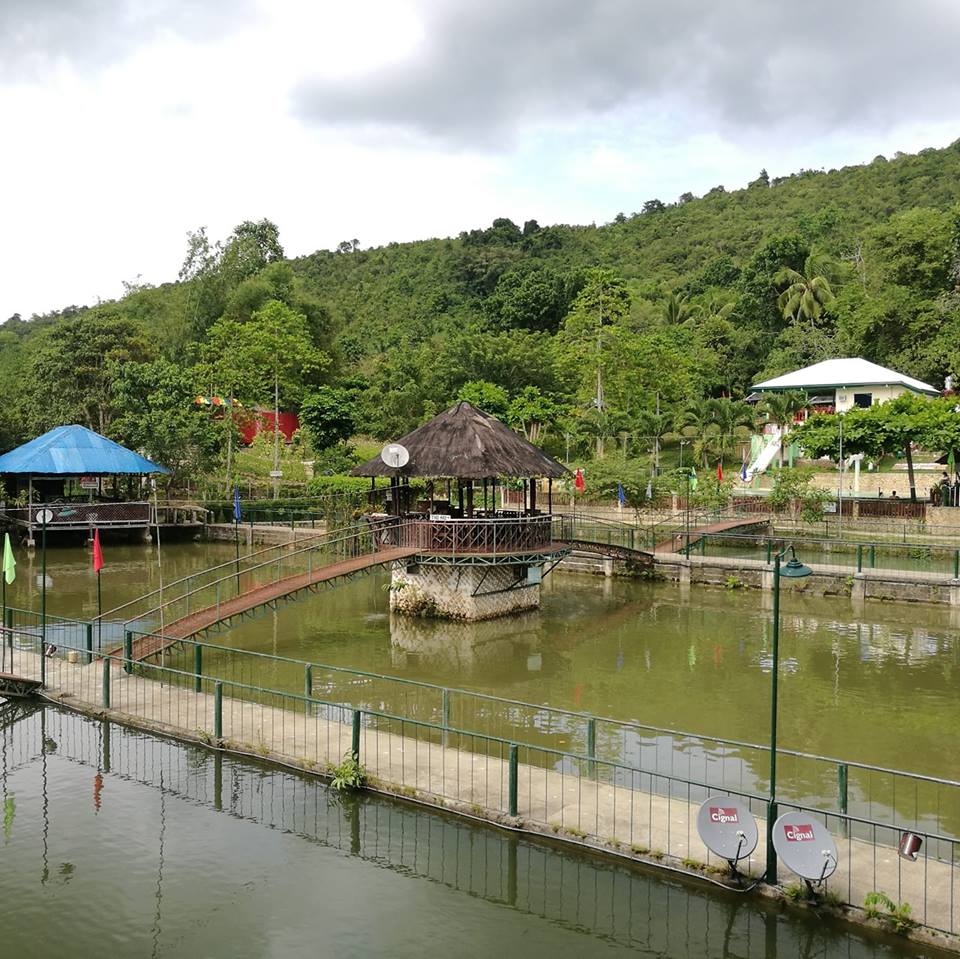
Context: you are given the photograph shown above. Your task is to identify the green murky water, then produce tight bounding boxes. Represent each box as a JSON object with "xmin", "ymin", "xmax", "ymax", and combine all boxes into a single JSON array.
[
  {"xmin": 0, "ymin": 705, "xmax": 935, "ymax": 958},
  {"xmin": 6, "ymin": 540, "xmax": 958, "ymax": 783}
]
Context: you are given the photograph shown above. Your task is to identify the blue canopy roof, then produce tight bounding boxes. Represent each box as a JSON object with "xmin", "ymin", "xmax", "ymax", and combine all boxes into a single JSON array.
[{"xmin": 0, "ymin": 425, "xmax": 169, "ymax": 475}]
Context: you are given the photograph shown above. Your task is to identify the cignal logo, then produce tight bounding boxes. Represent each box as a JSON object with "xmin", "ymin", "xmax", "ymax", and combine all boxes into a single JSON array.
[
  {"xmin": 784, "ymin": 823, "xmax": 815, "ymax": 842},
  {"xmin": 709, "ymin": 807, "xmax": 739, "ymax": 824}
]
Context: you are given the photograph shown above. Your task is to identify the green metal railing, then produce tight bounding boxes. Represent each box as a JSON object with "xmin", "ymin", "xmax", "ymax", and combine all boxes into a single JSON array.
[
  {"xmin": 20, "ymin": 643, "xmax": 958, "ymax": 935},
  {"xmin": 7, "ymin": 601, "xmax": 956, "ymax": 847},
  {"xmin": 683, "ymin": 530, "xmax": 960, "ymax": 580}
]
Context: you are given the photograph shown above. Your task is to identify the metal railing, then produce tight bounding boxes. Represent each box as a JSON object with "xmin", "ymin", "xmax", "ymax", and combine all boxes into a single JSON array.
[
  {"xmin": 4, "ymin": 636, "xmax": 953, "ymax": 935},
  {"xmin": 94, "ymin": 520, "xmax": 393, "ymax": 635},
  {"xmin": 681, "ymin": 530, "xmax": 960, "ymax": 581},
  {"xmin": 6, "ymin": 602, "xmax": 957, "ymax": 851},
  {"xmin": 1, "ymin": 501, "xmax": 154, "ymax": 528}
]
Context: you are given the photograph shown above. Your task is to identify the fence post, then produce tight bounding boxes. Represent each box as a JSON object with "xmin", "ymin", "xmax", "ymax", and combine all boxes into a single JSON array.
[
  {"xmin": 352, "ymin": 709, "xmax": 361, "ymax": 761},
  {"xmin": 508, "ymin": 744, "xmax": 519, "ymax": 816},
  {"xmin": 870, "ymin": 544, "xmax": 876, "ymax": 569},
  {"xmin": 954, "ymin": 550, "xmax": 959, "ymax": 580},
  {"xmin": 85, "ymin": 623, "xmax": 93, "ymax": 665},
  {"xmin": 102, "ymin": 657, "xmax": 111, "ymax": 707},
  {"xmin": 214, "ymin": 681, "xmax": 223, "ymax": 739},
  {"xmin": 304, "ymin": 664, "xmax": 312, "ymax": 716},
  {"xmin": 838, "ymin": 763, "xmax": 848, "ymax": 836},
  {"xmin": 856, "ymin": 545, "xmax": 863, "ymax": 573},
  {"xmin": 586, "ymin": 717, "xmax": 597, "ymax": 779},
  {"xmin": 442, "ymin": 687, "xmax": 450, "ymax": 734},
  {"xmin": 123, "ymin": 630, "xmax": 133, "ymax": 674},
  {"xmin": 194, "ymin": 644, "xmax": 202, "ymax": 693}
]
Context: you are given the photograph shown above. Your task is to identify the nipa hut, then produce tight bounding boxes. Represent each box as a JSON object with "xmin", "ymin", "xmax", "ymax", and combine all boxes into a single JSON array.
[{"xmin": 351, "ymin": 401, "xmax": 568, "ymax": 517}]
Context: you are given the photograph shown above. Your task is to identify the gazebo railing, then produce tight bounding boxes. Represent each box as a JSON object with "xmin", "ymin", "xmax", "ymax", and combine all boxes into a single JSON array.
[
  {"xmin": 384, "ymin": 516, "xmax": 555, "ymax": 554},
  {"xmin": 0, "ymin": 502, "xmax": 154, "ymax": 528}
]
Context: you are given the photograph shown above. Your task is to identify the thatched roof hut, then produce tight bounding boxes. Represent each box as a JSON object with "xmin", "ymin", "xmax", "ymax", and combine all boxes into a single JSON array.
[{"xmin": 351, "ymin": 402, "xmax": 568, "ymax": 480}]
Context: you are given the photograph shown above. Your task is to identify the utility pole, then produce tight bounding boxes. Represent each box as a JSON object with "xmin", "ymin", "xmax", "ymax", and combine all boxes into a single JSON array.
[{"xmin": 595, "ymin": 279, "xmax": 605, "ymax": 459}]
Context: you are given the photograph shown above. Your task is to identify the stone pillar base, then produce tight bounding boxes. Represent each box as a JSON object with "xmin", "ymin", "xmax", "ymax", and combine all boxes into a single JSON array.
[{"xmin": 390, "ymin": 563, "xmax": 541, "ymax": 621}]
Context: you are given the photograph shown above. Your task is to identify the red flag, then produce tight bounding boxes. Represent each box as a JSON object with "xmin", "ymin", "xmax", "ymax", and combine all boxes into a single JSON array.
[
  {"xmin": 92, "ymin": 529, "xmax": 104, "ymax": 573},
  {"xmin": 574, "ymin": 469, "xmax": 585, "ymax": 493},
  {"xmin": 716, "ymin": 461, "xmax": 724, "ymax": 483}
]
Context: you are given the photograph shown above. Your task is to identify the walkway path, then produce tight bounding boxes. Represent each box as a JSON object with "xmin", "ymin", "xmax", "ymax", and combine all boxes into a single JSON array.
[{"xmin": 8, "ymin": 644, "xmax": 954, "ymax": 939}]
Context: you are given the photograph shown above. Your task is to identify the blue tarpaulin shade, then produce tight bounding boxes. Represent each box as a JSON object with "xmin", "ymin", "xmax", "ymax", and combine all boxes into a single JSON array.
[{"xmin": 0, "ymin": 425, "xmax": 169, "ymax": 475}]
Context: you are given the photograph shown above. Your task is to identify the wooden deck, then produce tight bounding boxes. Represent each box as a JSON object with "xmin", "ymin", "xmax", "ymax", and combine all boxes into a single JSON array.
[
  {"xmin": 655, "ymin": 517, "xmax": 771, "ymax": 553},
  {"xmin": 114, "ymin": 546, "xmax": 419, "ymax": 661}
]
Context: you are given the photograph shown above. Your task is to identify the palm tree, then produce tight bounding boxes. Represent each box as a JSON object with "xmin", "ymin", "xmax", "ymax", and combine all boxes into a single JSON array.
[
  {"xmin": 761, "ymin": 390, "xmax": 809, "ymax": 466},
  {"xmin": 775, "ymin": 256, "xmax": 834, "ymax": 328},
  {"xmin": 678, "ymin": 398, "xmax": 756, "ymax": 467},
  {"xmin": 634, "ymin": 408, "xmax": 677, "ymax": 471},
  {"xmin": 662, "ymin": 292, "xmax": 693, "ymax": 325}
]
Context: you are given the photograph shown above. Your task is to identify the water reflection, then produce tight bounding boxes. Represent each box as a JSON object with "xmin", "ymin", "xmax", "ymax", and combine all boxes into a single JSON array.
[{"xmin": 0, "ymin": 706, "xmax": 929, "ymax": 958}]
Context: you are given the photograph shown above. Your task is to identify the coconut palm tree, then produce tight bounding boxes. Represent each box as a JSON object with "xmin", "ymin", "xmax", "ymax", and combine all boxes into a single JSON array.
[
  {"xmin": 634, "ymin": 408, "xmax": 677, "ymax": 471},
  {"xmin": 775, "ymin": 257, "xmax": 835, "ymax": 329},
  {"xmin": 761, "ymin": 390, "xmax": 809, "ymax": 466},
  {"xmin": 678, "ymin": 398, "xmax": 757, "ymax": 468}
]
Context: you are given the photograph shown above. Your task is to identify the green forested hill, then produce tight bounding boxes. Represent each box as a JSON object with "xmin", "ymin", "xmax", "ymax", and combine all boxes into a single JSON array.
[{"xmin": 2, "ymin": 140, "xmax": 960, "ymax": 476}]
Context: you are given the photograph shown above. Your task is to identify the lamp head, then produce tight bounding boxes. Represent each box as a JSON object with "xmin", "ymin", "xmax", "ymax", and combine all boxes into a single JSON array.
[{"xmin": 781, "ymin": 546, "xmax": 812, "ymax": 579}]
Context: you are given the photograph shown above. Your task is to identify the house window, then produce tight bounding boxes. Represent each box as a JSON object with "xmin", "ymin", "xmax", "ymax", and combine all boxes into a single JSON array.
[{"xmin": 853, "ymin": 392, "xmax": 872, "ymax": 408}]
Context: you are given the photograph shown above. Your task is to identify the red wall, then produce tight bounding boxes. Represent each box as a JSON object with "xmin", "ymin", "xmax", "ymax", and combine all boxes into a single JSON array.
[{"xmin": 238, "ymin": 410, "xmax": 300, "ymax": 445}]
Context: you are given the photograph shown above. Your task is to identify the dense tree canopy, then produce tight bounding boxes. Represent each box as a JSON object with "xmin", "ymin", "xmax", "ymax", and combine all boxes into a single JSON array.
[{"xmin": 4, "ymin": 141, "xmax": 960, "ymax": 485}]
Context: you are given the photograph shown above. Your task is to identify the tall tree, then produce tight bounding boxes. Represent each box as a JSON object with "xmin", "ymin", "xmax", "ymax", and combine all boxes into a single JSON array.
[{"xmin": 23, "ymin": 314, "xmax": 154, "ymax": 434}]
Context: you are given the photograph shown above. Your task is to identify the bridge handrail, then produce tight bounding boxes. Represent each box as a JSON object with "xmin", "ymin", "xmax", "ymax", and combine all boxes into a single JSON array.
[
  {"xmin": 96, "ymin": 520, "xmax": 386, "ymax": 624},
  {"xmin": 115, "ymin": 522, "xmax": 397, "ymax": 630}
]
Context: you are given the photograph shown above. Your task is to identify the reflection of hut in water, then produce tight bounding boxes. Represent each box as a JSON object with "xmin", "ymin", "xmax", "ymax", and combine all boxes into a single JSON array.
[
  {"xmin": 388, "ymin": 609, "xmax": 546, "ymax": 671},
  {"xmin": 353, "ymin": 402, "xmax": 570, "ymax": 621}
]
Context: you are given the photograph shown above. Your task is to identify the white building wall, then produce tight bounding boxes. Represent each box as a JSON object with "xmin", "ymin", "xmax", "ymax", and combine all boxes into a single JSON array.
[{"xmin": 833, "ymin": 384, "xmax": 908, "ymax": 412}]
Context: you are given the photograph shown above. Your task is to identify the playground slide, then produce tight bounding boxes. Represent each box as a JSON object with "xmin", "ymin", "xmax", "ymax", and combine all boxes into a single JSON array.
[{"xmin": 746, "ymin": 428, "xmax": 781, "ymax": 477}]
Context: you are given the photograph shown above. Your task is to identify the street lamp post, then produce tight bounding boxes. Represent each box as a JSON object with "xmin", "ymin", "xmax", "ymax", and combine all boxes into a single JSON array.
[{"xmin": 765, "ymin": 544, "xmax": 811, "ymax": 883}]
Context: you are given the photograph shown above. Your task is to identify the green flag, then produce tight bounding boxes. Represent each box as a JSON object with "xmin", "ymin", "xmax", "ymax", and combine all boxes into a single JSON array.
[
  {"xmin": 2, "ymin": 534, "xmax": 14, "ymax": 586},
  {"xmin": 689, "ymin": 466, "xmax": 698, "ymax": 492}
]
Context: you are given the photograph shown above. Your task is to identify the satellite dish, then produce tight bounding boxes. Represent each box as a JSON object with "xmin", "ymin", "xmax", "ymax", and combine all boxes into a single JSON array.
[
  {"xmin": 772, "ymin": 812, "xmax": 838, "ymax": 882},
  {"xmin": 380, "ymin": 443, "xmax": 410, "ymax": 469},
  {"xmin": 696, "ymin": 796, "xmax": 758, "ymax": 865}
]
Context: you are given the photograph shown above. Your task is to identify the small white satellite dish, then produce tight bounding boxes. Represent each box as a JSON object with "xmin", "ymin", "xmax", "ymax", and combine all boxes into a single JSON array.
[
  {"xmin": 772, "ymin": 812, "xmax": 838, "ymax": 883},
  {"xmin": 380, "ymin": 443, "xmax": 410, "ymax": 469},
  {"xmin": 696, "ymin": 796, "xmax": 758, "ymax": 865},
  {"xmin": 36, "ymin": 508, "xmax": 55, "ymax": 525}
]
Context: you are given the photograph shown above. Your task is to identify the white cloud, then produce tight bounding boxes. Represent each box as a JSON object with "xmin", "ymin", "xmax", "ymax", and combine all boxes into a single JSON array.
[{"xmin": 1, "ymin": 0, "xmax": 958, "ymax": 320}]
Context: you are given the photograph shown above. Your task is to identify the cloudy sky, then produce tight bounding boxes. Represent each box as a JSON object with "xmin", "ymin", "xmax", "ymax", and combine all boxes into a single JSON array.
[{"xmin": 3, "ymin": 0, "xmax": 960, "ymax": 320}]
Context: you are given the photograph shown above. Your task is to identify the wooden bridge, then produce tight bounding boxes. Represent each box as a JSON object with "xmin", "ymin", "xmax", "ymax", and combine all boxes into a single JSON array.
[
  {"xmin": 0, "ymin": 671, "xmax": 43, "ymax": 699},
  {"xmin": 654, "ymin": 517, "xmax": 772, "ymax": 553},
  {"xmin": 111, "ymin": 546, "xmax": 418, "ymax": 663}
]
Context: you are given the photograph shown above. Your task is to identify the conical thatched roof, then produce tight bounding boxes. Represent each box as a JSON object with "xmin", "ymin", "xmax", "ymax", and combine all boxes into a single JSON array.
[{"xmin": 351, "ymin": 402, "xmax": 569, "ymax": 479}]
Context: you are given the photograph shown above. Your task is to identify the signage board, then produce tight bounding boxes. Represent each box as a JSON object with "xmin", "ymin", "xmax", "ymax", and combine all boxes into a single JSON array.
[
  {"xmin": 269, "ymin": 470, "xmax": 283, "ymax": 478},
  {"xmin": 79, "ymin": 476, "xmax": 99, "ymax": 490}
]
